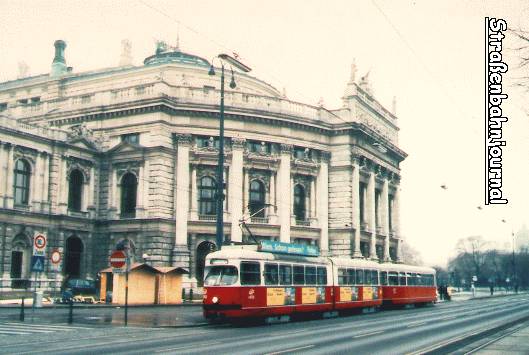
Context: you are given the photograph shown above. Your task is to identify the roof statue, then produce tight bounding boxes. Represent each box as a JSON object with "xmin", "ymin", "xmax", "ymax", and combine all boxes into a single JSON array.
[
  {"xmin": 350, "ymin": 59, "xmax": 357, "ymax": 83},
  {"xmin": 156, "ymin": 40, "xmax": 168, "ymax": 55},
  {"xmin": 119, "ymin": 39, "xmax": 133, "ymax": 67},
  {"xmin": 392, "ymin": 96, "xmax": 397, "ymax": 115},
  {"xmin": 282, "ymin": 87, "xmax": 288, "ymax": 98},
  {"xmin": 359, "ymin": 70, "xmax": 373, "ymax": 95},
  {"xmin": 17, "ymin": 61, "xmax": 30, "ymax": 79}
]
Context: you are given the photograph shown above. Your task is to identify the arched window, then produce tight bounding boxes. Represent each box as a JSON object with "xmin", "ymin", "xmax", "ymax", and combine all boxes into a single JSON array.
[
  {"xmin": 199, "ymin": 176, "xmax": 216, "ymax": 215},
  {"xmin": 13, "ymin": 159, "xmax": 31, "ymax": 205},
  {"xmin": 293, "ymin": 184, "xmax": 306, "ymax": 221},
  {"xmin": 249, "ymin": 180, "xmax": 266, "ymax": 217},
  {"xmin": 64, "ymin": 236, "xmax": 83, "ymax": 278},
  {"xmin": 68, "ymin": 169, "xmax": 84, "ymax": 212},
  {"xmin": 121, "ymin": 173, "xmax": 137, "ymax": 218}
]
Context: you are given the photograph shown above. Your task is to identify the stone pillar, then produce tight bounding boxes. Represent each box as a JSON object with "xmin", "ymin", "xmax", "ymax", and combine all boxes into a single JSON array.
[
  {"xmin": 317, "ymin": 152, "xmax": 329, "ymax": 253},
  {"xmin": 32, "ymin": 153, "xmax": 43, "ymax": 211},
  {"xmin": 136, "ymin": 164, "xmax": 145, "ymax": 217},
  {"xmin": 190, "ymin": 165, "xmax": 198, "ymax": 219},
  {"xmin": 87, "ymin": 165, "xmax": 95, "ymax": 216},
  {"xmin": 243, "ymin": 168, "xmax": 249, "ymax": 214},
  {"xmin": 393, "ymin": 181, "xmax": 400, "ymax": 236},
  {"xmin": 230, "ymin": 138, "xmax": 245, "ymax": 242},
  {"xmin": 367, "ymin": 166, "xmax": 377, "ymax": 259},
  {"xmin": 382, "ymin": 176, "xmax": 390, "ymax": 261},
  {"xmin": 269, "ymin": 172, "xmax": 276, "ymax": 220},
  {"xmin": 0, "ymin": 144, "xmax": 6, "ymax": 201},
  {"xmin": 310, "ymin": 178, "xmax": 316, "ymax": 219},
  {"xmin": 4, "ymin": 144, "xmax": 14, "ymax": 209},
  {"xmin": 278, "ymin": 144, "xmax": 292, "ymax": 243},
  {"xmin": 173, "ymin": 134, "xmax": 191, "ymax": 267},
  {"xmin": 59, "ymin": 158, "xmax": 68, "ymax": 214},
  {"xmin": 351, "ymin": 156, "xmax": 362, "ymax": 258},
  {"xmin": 396, "ymin": 238, "xmax": 403, "ymax": 263},
  {"xmin": 42, "ymin": 153, "xmax": 50, "ymax": 213}
]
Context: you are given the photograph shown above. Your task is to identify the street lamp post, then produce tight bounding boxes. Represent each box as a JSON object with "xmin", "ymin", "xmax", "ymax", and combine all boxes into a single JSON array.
[
  {"xmin": 502, "ymin": 219, "xmax": 517, "ymax": 293},
  {"xmin": 208, "ymin": 54, "xmax": 251, "ymax": 250}
]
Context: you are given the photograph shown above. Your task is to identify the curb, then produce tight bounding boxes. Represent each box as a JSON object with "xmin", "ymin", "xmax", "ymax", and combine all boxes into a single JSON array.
[{"xmin": 156, "ymin": 322, "xmax": 210, "ymax": 329}]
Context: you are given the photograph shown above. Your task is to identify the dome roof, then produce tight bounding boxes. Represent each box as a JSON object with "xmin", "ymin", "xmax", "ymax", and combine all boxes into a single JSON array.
[{"xmin": 143, "ymin": 44, "xmax": 210, "ymax": 68}]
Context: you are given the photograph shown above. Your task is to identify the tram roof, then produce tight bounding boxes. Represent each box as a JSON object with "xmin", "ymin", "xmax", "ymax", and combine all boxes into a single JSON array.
[{"xmin": 206, "ymin": 245, "xmax": 328, "ymax": 264}]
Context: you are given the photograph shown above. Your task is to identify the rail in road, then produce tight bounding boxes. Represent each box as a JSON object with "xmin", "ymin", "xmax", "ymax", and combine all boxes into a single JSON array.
[{"xmin": 0, "ymin": 294, "xmax": 528, "ymax": 354}]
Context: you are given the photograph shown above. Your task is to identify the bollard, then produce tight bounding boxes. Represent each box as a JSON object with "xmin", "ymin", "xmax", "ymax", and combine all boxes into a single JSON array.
[
  {"xmin": 182, "ymin": 288, "xmax": 186, "ymax": 302},
  {"xmin": 20, "ymin": 297, "xmax": 25, "ymax": 322},
  {"xmin": 189, "ymin": 289, "xmax": 193, "ymax": 302},
  {"xmin": 68, "ymin": 299, "xmax": 73, "ymax": 324}
]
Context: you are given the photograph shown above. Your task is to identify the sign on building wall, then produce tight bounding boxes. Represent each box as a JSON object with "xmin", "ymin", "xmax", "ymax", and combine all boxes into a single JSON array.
[{"xmin": 33, "ymin": 232, "xmax": 47, "ymax": 256}]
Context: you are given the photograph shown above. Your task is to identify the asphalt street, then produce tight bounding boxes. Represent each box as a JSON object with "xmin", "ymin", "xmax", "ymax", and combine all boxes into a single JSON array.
[{"xmin": 0, "ymin": 294, "xmax": 528, "ymax": 354}]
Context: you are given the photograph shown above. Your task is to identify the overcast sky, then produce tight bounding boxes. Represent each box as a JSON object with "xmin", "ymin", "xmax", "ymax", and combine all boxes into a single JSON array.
[{"xmin": 1, "ymin": 0, "xmax": 528, "ymax": 266}]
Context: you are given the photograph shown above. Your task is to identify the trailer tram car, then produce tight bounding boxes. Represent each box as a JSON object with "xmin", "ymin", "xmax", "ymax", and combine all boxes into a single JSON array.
[{"xmin": 202, "ymin": 242, "xmax": 436, "ymax": 322}]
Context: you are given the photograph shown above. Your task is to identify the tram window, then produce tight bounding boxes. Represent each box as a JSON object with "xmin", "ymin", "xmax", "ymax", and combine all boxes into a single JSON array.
[
  {"xmin": 381, "ymin": 271, "xmax": 388, "ymax": 286},
  {"xmin": 388, "ymin": 272, "xmax": 398, "ymax": 285},
  {"xmin": 371, "ymin": 270, "xmax": 379, "ymax": 285},
  {"xmin": 240, "ymin": 262, "xmax": 261, "ymax": 285},
  {"xmin": 317, "ymin": 267, "xmax": 327, "ymax": 285},
  {"xmin": 305, "ymin": 266, "xmax": 317, "ymax": 285},
  {"xmin": 399, "ymin": 272, "xmax": 407, "ymax": 286},
  {"xmin": 204, "ymin": 266, "xmax": 238, "ymax": 286},
  {"xmin": 409, "ymin": 273, "xmax": 417, "ymax": 286},
  {"xmin": 356, "ymin": 269, "xmax": 365, "ymax": 285},
  {"xmin": 264, "ymin": 263, "xmax": 279, "ymax": 285},
  {"xmin": 364, "ymin": 270, "xmax": 372, "ymax": 285},
  {"xmin": 338, "ymin": 268, "xmax": 347, "ymax": 285},
  {"xmin": 347, "ymin": 269, "xmax": 356, "ymax": 285},
  {"xmin": 293, "ymin": 265, "xmax": 305, "ymax": 285},
  {"xmin": 417, "ymin": 274, "xmax": 423, "ymax": 286},
  {"xmin": 279, "ymin": 265, "xmax": 292, "ymax": 285}
]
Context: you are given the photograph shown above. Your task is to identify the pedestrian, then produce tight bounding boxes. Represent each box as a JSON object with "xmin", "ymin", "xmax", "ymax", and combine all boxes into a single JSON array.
[{"xmin": 490, "ymin": 285, "xmax": 494, "ymax": 296}]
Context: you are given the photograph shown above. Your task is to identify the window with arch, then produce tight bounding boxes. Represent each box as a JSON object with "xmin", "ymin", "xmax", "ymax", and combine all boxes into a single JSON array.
[
  {"xmin": 14, "ymin": 159, "xmax": 31, "ymax": 205},
  {"xmin": 293, "ymin": 184, "xmax": 306, "ymax": 221},
  {"xmin": 249, "ymin": 180, "xmax": 266, "ymax": 217},
  {"xmin": 199, "ymin": 176, "xmax": 216, "ymax": 215},
  {"xmin": 121, "ymin": 173, "xmax": 137, "ymax": 217},
  {"xmin": 68, "ymin": 169, "xmax": 84, "ymax": 212}
]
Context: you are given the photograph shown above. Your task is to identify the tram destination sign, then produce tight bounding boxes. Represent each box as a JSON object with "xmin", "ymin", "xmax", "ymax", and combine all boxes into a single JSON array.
[{"xmin": 259, "ymin": 240, "xmax": 319, "ymax": 257}]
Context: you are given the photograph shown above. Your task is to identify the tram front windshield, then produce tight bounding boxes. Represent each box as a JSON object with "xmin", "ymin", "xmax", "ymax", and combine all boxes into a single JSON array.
[{"xmin": 204, "ymin": 266, "xmax": 239, "ymax": 286}]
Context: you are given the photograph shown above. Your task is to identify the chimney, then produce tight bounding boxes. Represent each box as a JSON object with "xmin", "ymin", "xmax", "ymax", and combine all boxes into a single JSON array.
[{"xmin": 51, "ymin": 40, "xmax": 67, "ymax": 76}]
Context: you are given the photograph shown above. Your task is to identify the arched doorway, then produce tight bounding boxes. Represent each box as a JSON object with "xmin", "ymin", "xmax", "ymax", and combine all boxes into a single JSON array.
[
  {"xmin": 196, "ymin": 241, "xmax": 216, "ymax": 286},
  {"xmin": 64, "ymin": 236, "xmax": 84, "ymax": 278},
  {"xmin": 10, "ymin": 234, "xmax": 31, "ymax": 288}
]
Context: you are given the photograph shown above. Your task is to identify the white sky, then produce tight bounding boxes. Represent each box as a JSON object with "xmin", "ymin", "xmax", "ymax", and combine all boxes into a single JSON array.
[{"xmin": 1, "ymin": 0, "xmax": 528, "ymax": 266}]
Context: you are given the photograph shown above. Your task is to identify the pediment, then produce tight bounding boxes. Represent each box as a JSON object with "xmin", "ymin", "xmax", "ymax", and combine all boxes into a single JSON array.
[
  {"xmin": 107, "ymin": 141, "xmax": 144, "ymax": 155},
  {"xmin": 67, "ymin": 136, "xmax": 99, "ymax": 151}
]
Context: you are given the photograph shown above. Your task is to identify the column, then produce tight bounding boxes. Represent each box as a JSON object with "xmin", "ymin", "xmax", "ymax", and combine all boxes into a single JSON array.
[
  {"xmin": 396, "ymin": 237, "xmax": 403, "ymax": 263},
  {"xmin": 310, "ymin": 178, "xmax": 316, "ymax": 220},
  {"xmin": 278, "ymin": 144, "xmax": 292, "ymax": 243},
  {"xmin": 0, "ymin": 144, "xmax": 5, "ymax": 200},
  {"xmin": 113, "ymin": 169, "xmax": 119, "ymax": 215},
  {"xmin": 42, "ymin": 153, "xmax": 50, "ymax": 212},
  {"xmin": 190, "ymin": 165, "xmax": 198, "ymax": 219},
  {"xmin": 367, "ymin": 166, "xmax": 377, "ymax": 259},
  {"xmin": 382, "ymin": 176, "xmax": 390, "ymax": 261},
  {"xmin": 317, "ymin": 152, "xmax": 329, "ymax": 253},
  {"xmin": 32, "ymin": 153, "xmax": 43, "ymax": 210},
  {"xmin": 351, "ymin": 156, "xmax": 362, "ymax": 258},
  {"xmin": 172, "ymin": 134, "xmax": 191, "ymax": 268},
  {"xmin": 136, "ymin": 164, "xmax": 145, "ymax": 217},
  {"xmin": 87, "ymin": 165, "xmax": 95, "ymax": 216},
  {"xmin": 243, "ymin": 168, "xmax": 249, "ymax": 214},
  {"xmin": 393, "ymin": 182, "xmax": 400, "ymax": 237},
  {"xmin": 59, "ymin": 158, "xmax": 68, "ymax": 214},
  {"xmin": 269, "ymin": 172, "xmax": 276, "ymax": 221},
  {"xmin": 230, "ymin": 138, "xmax": 245, "ymax": 242},
  {"xmin": 4, "ymin": 144, "xmax": 14, "ymax": 208}
]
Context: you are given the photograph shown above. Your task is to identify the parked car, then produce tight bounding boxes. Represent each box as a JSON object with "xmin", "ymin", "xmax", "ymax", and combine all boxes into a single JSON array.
[{"xmin": 64, "ymin": 279, "xmax": 97, "ymax": 296}]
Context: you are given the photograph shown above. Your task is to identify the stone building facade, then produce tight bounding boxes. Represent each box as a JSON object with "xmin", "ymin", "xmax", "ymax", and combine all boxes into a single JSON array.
[{"xmin": 0, "ymin": 40, "xmax": 406, "ymax": 291}]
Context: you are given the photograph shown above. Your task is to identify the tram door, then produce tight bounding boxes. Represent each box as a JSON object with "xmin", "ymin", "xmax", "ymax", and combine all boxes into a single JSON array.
[{"xmin": 196, "ymin": 241, "xmax": 217, "ymax": 286}]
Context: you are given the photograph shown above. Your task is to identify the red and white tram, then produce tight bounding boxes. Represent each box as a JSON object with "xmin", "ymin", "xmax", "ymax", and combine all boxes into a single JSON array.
[{"xmin": 202, "ymin": 243, "xmax": 436, "ymax": 322}]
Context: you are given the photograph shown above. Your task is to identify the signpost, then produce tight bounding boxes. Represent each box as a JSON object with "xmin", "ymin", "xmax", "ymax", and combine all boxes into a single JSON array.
[
  {"xmin": 32, "ymin": 232, "xmax": 47, "ymax": 311},
  {"xmin": 50, "ymin": 249, "xmax": 61, "ymax": 271},
  {"xmin": 109, "ymin": 249, "xmax": 129, "ymax": 326}
]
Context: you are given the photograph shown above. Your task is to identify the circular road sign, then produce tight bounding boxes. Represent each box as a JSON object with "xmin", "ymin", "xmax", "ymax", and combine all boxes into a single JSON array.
[
  {"xmin": 110, "ymin": 250, "xmax": 127, "ymax": 268},
  {"xmin": 34, "ymin": 234, "xmax": 47, "ymax": 250},
  {"xmin": 50, "ymin": 250, "xmax": 61, "ymax": 264}
]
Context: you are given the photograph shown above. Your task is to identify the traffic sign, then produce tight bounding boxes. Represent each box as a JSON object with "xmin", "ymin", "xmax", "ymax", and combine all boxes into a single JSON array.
[
  {"xmin": 110, "ymin": 250, "xmax": 127, "ymax": 268},
  {"xmin": 50, "ymin": 250, "xmax": 61, "ymax": 264},
  {"xmin": 31, "ymin": 255, "xmax": 45, "ymax": 272},
  {"xmin": 34, "ymin": 234, "xmax": 46, "ymax": 250}
]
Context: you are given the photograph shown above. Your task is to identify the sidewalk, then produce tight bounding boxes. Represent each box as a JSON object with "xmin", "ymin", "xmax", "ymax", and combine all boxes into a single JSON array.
[{"xmin": 475, "ymin": 320, "xmax": 529, "ymax": 354}]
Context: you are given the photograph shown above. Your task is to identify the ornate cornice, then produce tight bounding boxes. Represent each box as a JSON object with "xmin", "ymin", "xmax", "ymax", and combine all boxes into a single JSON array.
[{"xmin": 173, "ymin": 133, "xmax": 193, "ymax": 146}]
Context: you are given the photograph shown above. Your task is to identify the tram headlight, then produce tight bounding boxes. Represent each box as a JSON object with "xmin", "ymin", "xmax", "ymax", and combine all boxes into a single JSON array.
[{"xmin": 212, "ymin": 296, "xmax": 219, "ymax": 304}]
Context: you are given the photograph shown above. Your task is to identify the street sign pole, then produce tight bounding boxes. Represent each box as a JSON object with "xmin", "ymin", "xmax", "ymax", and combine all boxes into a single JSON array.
[{"xmin": 124, "ymin": 253, "xmax": 129, "ymax": 327}]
